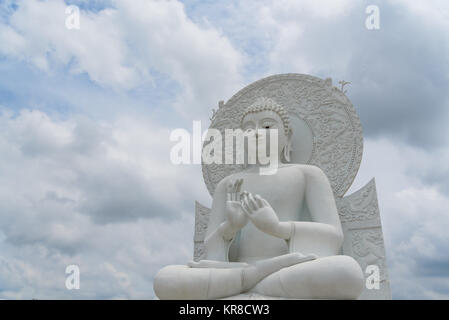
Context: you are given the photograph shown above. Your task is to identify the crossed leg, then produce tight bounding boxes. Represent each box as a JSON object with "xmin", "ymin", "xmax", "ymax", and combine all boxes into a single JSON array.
[
  {"xmin": 153, "ymin": 253, "xmax": 312, "ymax": 299},
  {"xmin": 250, "ymin": 255, "xmax": 365, "ymax": 299},
  {"xmin": 154, "ymin": 254, "xmax": 364, "ymax": 300}
]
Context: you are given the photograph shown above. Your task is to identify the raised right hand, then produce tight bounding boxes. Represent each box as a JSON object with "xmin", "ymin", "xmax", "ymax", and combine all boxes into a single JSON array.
[{"xmin": 225, "ymin": 178, "xmax": 248, "ymax": 231}]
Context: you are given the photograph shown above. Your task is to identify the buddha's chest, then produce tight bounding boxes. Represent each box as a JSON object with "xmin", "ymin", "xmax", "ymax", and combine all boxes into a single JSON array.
[{"xmin": 235, "ymin": 169, "xmax": 305, "ymax": 221}]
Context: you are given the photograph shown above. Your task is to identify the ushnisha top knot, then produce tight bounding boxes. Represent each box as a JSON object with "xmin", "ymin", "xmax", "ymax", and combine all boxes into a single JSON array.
[{"xmin": 240, "ymin": 97, "xmax": 290, "ymax": 136}]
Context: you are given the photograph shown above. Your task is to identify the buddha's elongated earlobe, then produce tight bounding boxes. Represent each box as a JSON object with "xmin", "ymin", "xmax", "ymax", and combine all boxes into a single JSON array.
[
  {"xmin": 283, "ymin": 144, "xmax": 291, "ymax": 162},
  {"xmin": 283, "ymin": 128, "xmax": 293, "ymax": 162}
]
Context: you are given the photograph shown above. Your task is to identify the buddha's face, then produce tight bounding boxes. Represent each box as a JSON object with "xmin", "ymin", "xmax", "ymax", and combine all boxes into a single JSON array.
[{"xmin": 241, "ymin": 110, "xmax": 288, "ymax": 161}]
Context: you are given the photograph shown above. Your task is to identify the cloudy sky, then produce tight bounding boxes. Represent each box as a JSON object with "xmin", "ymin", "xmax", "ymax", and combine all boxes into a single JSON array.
[{"xmin": 0, "ymin": 0, "xmax": 448, "ymax": 299}]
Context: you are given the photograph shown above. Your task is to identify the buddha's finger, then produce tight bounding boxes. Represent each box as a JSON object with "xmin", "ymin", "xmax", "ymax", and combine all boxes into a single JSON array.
[
  {"xmin": 227, "ymin": 180, "xmax": 234, "ymax": 194},
  {"xmin": 234, "ymin": 180, "xmax": 242, "ymax": 200},
  {"xmin": 254, "ymin": 194, "xmax": 264, "ymax": 208},
  {"xmin": 262, "ymin": 199, "xmax": 270, "ymax": 207},
  {"xmin": 236, "ymin": 179, "xmax": 243, "ymax": 194},
  {"xmin": 233, "ymin": 179, "xmax": 240, "ymax": 192},
  {"xmin": 236, "ymin": 180, "xmax": 243, "ymax": 199},
  {"xmin": 248, "ymin": 193, "xmax": 258, "ymax": 210},
  {"xmin": 240, "ymin": 201, "xmax": 251, "ymax": 216},
  {"xmin": 242, "ymin": 196, "xmax": 253, "ymax": 214},
  {"xmin": 241, "ymin": 201, "xmax": 250, "ymax": 216}
]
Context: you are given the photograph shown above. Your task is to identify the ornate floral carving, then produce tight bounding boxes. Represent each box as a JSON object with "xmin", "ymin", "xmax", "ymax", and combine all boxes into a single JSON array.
[
  {"xmin": 194, "ymin": 201, "xmax": 210, "ymax": 241},
  {"xmin": 194, "ymin": 242, "xmax": 206, "ymax": 262},
  {"xmin": 336, "ymin": 178, "xmax": 380, "ymax": 223},
  {"xmin": 337, "ymin": 179, "xmax": 391, "ymax": 298},
  {"xmin": 350, "ymin": 228, "xmax": 388, "ymax": 283},
  {"xmin": 194, "ymin": 201, "xmax": 211, "ymax": 261},
  {"xmin": 352, "ymin": 229, "xmax": 384, "ymax": 258}
]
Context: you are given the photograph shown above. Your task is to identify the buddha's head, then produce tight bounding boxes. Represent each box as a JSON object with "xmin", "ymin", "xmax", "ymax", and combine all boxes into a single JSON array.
[{"xmin": 240, "ymin": 97, "xmax": 293, "ymax": 163}]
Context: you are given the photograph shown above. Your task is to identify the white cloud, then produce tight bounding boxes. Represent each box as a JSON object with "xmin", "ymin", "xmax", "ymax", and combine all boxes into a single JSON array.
[
  {"xmin": 395, "ymin": 0, "xmax": 449, "ymax": 26},
  {"xmin": 0, "ymin": 0, "xmax": 244, "ymax": 116},
  {"xmin": 0, "ymin": 108, "xmax": 206, "ymax": 298},
  {"xmin": 250, "ymin": 0, "xmax": 357, "ymax": 75}
]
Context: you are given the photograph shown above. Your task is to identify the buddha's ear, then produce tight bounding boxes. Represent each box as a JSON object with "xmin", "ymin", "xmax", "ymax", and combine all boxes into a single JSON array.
[{"xmin": 283, "ymin": 127, "xmax": 293, "ymax": 162}]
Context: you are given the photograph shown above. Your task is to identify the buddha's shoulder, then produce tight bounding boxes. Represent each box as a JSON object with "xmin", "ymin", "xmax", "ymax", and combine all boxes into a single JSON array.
[{"xmin": 278, "ymin": 163, "xmax": 325, "ymax": 175}]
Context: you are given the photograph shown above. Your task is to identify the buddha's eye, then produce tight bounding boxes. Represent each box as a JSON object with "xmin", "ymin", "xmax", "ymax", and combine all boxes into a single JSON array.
[{"xmin": 261, "ymin": 121, "xmax": 275, "ymax": 129}]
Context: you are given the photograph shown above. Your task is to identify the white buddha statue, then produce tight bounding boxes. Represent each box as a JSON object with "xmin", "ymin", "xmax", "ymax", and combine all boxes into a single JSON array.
[{"xmin": 154, "ymin": 98, "xmax": 364, "ymax": 300}]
